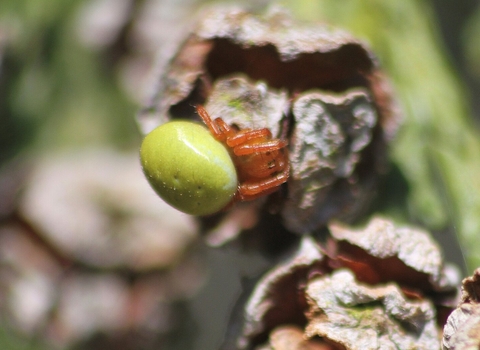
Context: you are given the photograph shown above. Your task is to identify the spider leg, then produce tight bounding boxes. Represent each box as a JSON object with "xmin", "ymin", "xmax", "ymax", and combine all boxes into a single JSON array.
[
  {"xmin": 196, "ymin": 105, "xmax": 225, "ymax": 141},
  {"xmin": 226, "ymin": 128, "xmax": 272, "ymax": 147},
  {"xmin": 236, "ymin": 163, "xmax": 290, "ymax": 201},
  {"xmin": 233, "ymin": 139, "xmax": 288, "ymax": 156},
  {"xmin": 213, "ymin": 117, "xmax": 237, "ymax": 139}
]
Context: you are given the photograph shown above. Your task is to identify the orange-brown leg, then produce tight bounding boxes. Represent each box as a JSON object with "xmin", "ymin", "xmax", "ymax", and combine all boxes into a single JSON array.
[
  {"xmin": 236, "ymin": 165, "xmax": 290, "ymax": 201},
  {"xmin": 236, "ymin": 149, "xmax": 288, "ymax": 179},
  {"xmin": 196, "ymin": 105, "xmax": 226, "ymax": 141},
  {"xmin": 213, "ymin": 117, "xmax": 237, "ymax": 139},
  {"xmin": 233, "ymin": 139, "xmax": 288, "ymax": 156},
  {"xmin": 225, "ymin": 128, "xmax": 272, "ymax": 147}
]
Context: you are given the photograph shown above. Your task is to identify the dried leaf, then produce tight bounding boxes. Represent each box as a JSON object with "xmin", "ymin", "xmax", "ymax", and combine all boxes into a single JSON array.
[
  {"xmin": 305, "ymin": 269, "xmax": 440, "ymax": 349},
  {"xmin": 328, "ymin": 217, "xmax": 457, "ymax": 291},
  {"xmin": 442, "ymin": 304, "xmax": 480, "ymax": 350},
  {"xmin": 443, "ymin": 268, "xmax": 480, "ymax": 350},
  {"xmin": 328, "ymin": 217, "xmax": 460, "ymax": 330},
  {"xmin": 283, "ymin": 90, "xmax": 378, "ymax": 233},
  {"xmin": 460, "ymin": 268, "xmax": 480, "ymax": 303}
]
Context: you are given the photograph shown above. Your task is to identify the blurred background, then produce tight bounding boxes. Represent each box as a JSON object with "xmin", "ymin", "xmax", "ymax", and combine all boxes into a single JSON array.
[{"xmin": 1, "ymin": 0, "xmax": 480, "ymax": 349}]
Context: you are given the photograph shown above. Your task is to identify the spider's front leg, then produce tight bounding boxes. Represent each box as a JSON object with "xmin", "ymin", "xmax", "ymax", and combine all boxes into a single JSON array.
[{"xmin": 196, "ymin": 105, "xmax": 238, "ymax": 141}]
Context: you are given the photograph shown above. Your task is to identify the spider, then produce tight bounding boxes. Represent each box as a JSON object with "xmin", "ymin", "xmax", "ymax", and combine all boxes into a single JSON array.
[
  {"xmin": 140, "ymin": 105, "xmax": 290, "ymax": 216},
  {"xmin": 195, "ymin": 105, "xmax": 289, "ymax": 202}
]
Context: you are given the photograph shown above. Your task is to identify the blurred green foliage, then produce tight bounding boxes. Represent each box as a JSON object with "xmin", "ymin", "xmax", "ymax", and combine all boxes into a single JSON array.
[
  {"xmin": 0, "ymin": 327, "xmax": 48, "ymax": 350},
  {"xmin": 463, "ymin": 4, "xmax": 480, "ymax": 79},
  {"xmin": 0, "ymin": 0, "xmax": 139, "ymax": 165},
  {"xmin": 0, "ymin": 1, "xmax": 139, "ymax": 347},
  {"xmin": 282, "ymin": 0, "xmax": 480, "ymax": 271}
]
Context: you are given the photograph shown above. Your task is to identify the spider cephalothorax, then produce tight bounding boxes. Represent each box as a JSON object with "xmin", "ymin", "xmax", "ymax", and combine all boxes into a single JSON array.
[{"xmin": 196, "ymin": 105, "xmax": 289, "ymax": 202}]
